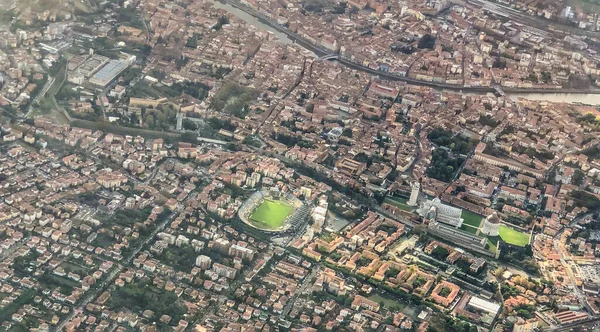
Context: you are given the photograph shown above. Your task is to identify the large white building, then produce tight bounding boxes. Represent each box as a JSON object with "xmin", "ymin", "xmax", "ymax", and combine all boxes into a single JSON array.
[
  {"xmin": 480, "ymin": 212, "xmax": 501, "ymax": 236},
  {"xmin": 417, "ymin": 197, "xmax": 463, "ymax": 228},
  {"xmin": 88, "ymin": 59, "xmax": 131, "ymax": 87}
]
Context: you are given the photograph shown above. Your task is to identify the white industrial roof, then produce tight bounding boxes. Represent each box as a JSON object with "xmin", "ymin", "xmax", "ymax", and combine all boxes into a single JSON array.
[{"xmin": 468, "ymin": 296, "xmax": 501, "ymax": 314}]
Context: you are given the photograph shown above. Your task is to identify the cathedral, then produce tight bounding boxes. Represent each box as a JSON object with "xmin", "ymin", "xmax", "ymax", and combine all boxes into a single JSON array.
[{"xmin": 417, "ymin": 197, "xmax": 464, "ymax": 228}]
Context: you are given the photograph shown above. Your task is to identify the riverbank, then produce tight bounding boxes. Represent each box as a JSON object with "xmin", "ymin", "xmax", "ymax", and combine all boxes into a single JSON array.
[{"xmin": 215, "ymin": 0, "xmax": 600, "ymax": 105}]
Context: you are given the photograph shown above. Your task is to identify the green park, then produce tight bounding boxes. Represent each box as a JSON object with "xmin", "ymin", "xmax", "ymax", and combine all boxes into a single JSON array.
[
  {"xmin": 457, "ymin": 210, "xmax": 530, "ymax": 248},
  {"xmin": 497, "ymin": 225, "xmax": 530, "ymax": 246}
]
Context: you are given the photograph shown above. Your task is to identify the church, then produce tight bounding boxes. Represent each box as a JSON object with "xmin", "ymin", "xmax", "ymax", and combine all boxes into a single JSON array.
[{"xmin": 417, "ymin": 197, "xmax": 464, "ymax": 228}]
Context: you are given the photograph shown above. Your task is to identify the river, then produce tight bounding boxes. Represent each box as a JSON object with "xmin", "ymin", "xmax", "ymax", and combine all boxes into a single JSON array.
[
  {"xmin": 447, "ymin": 90, "xmax": 600, "ymax": 106},
  {"xmin": 508, "ymin": 92, "xmax": 600, "ymax": 105},
  {"xmin": 210, "ymin": 0, "xmax": 600, "ymax": 106},
  {"xmin": 208, "ymin": 0, "xmax": 293, "ymax": 44}
]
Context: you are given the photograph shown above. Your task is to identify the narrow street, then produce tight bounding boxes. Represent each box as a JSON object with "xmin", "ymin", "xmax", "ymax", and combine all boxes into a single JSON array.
[
  {"xmin": 552, "ymin": 238, "xmax": 593, "ymax": 314},
  {"xmin": 280, "ymin": 266, "xmax": 320, "ymax": 318},
  {"xmin": 0, "ymin": 236, "xmax": 31, "ymax": 262}
]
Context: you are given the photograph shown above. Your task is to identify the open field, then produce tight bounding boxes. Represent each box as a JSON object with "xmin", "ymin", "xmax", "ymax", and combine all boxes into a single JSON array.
[
  {"xmin": 249, "ymin": 199, "xmax": 293, "ymax": 229},
  {"xmin": 461, "ymin": 210, "xmax": 483, "ymax": 228},
  {"xmin": 567, "ymin": 0, "xmax": 600, "ymax": 14},
  {"xmin": 458, "ymin": 210, "xmax": 482, "ymax": 235},
  {"xmin": 368, "ymin": 293, "xmax": 406, "ymax": 310},
  {"xmin": 498, "ymin": 225, "xmax": 530, "ymax": 246},
  {"xmin": 1, "ymin": 0, "xmax": 92, "ymax": 13},
  {"xmin": 486, "ymin": 224, "xmax": 529, "ymax": 247},
  {"xmin": 384, "ymin": 196, "xmax": 413, "ymax": 211},
  {"xmin": 459, "ymin": 224, "xmax": 479, "ymax": 235}
]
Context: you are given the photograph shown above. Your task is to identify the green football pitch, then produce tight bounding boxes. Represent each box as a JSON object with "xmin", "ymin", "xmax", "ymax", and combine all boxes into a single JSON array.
[{"xmin": 250, "ymin": 199, "xmax": 294, "ymax": 229}]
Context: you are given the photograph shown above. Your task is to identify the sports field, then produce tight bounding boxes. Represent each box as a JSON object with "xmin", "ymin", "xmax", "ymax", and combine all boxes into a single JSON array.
[
  {"xmin": 498, "ymin": 225, "xmax": 530, "ymax": 246},
  {"xmin": 249, "ymin": 199, "xmax": 293, "ymax": 229}
]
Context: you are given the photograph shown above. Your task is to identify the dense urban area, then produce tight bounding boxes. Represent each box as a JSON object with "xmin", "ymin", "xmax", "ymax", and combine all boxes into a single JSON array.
[{"xmin": 3, "ymin": 0, "xmax": 600, "ymax": 331}]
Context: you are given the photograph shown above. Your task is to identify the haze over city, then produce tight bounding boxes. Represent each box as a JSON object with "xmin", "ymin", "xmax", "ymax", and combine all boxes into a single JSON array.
[{"xmin": 1, "ymin": 0, "xmax": 600, "ymax": 331}]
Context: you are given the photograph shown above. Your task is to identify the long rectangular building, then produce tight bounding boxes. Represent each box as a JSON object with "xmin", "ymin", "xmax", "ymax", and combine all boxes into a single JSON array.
[
  {"xmin": 89, "ymin": 59, "xmax": 130, "ymax": 87},
  {"xmin": 428, "ymin": 221, "xmax": 487, "ymax": 249},
  {"xmin": 474, "ymin": 152, "xmax": 544, "ymax": 178}
]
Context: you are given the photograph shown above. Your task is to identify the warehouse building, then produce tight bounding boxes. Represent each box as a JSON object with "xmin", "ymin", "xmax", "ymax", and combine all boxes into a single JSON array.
[{"xmin": 88, "ymin": 59, "xmax": 130, "ymax": 87}]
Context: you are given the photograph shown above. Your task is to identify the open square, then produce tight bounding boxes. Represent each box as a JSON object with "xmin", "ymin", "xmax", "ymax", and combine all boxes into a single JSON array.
[{"xmin": 249, "ymin": 199, "xmax": 294, "ymax": 230}]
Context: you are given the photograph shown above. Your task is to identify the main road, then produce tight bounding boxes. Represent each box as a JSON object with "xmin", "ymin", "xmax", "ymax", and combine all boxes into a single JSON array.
[
  {"xmin": 26, "ymin": 77, "xmax": 55, "ymax": 117},
  {"xmin": 216, "ymin": 0, "xmax": 600, "ymax": 95}
]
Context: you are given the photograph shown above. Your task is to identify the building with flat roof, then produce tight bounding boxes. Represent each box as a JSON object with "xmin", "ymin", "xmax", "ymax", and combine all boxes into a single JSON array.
[
  {"xmin": 89, "ymin": 59, "xmax": 130, "ymax": 87},
  {"xmin": 77, "ymin": 54, "xmax": 110, "ymax": 77},
  {"xmin": 39, "ymin": 40, "xmax": 72, "ymax": 54},
  {"xmin": 68, "ymin": 54, "xmax": 90, "ymax": 71},
  {"xmin": 428, "ymin": 221, "xmax": 488, "ymax": 251},
  {"xmin": 467, "ymin": 296, "xmax": 500, "ymax": 316}
]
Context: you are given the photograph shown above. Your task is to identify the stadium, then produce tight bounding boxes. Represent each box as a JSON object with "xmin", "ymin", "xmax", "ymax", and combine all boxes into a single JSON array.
[{"xmin": 238, "ymin": 190, "xmax": 309, "ymax": 233}]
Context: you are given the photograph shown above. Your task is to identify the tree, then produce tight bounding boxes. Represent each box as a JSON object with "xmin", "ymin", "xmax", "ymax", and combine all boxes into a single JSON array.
[
  {"xmin": 479, "ymin": 114, "xmax": 499, "ymax": 127},
  {"xmin": 439, "ymin": 286, "xmax": 452, "ymax": 297},
  {"xmin": 48, "ymin": 58, "xmax": 66, "ymax": 77},
  {"xmin": 418, "ymin": 34, "xmax": 436, "ymax": 49},
  {"xmin": 151, "ymin": 69, "xmax": 166, "ymax": 80},
  {"xmin": 427, "ymin": 127, "xmax": 475, "ymax": 155},
  {"xmin": 572, "ymin": 169, "xmax": 585, "ymax": 186},
  {"xmin": 182, "ymin": 118, "xmax": 197, "ymax": 131},
  {"xmin": 144, "ymin": 114, "xmax": 155, "ymax": 128},
  {"xmin": 426, "ymin": 149, "xmax": 464, "ymax": 182},
  {"xmin": 211, "ymin": 82, "xmax": 257, "ymax": 116},
  {"xmin": 430, "ymin": 246, "xmax": 449, "ymax": 260},
  {"xmin": 492, "ymin": 57, "xmax": 506, "ymax": 69},
  {"xmin": 107, "ymin": 281, "xmax": 187, "ymax": 323},
  {"xmin": 214, "ymin": 16, "xmax": 229, "ymax": 30},
  {"xmin": 541, "ymin": 71, "xmax": 552, "ymax": 83},
  {"xmin": 570, "ymin": 190, "xmax": 600, "ymax": 210},
  {"xmin": 527, "ymin": 72, "xmax": 538, "ymax": 83}
]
